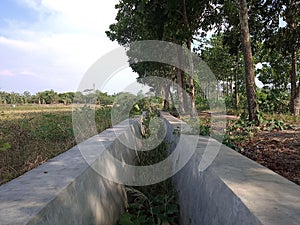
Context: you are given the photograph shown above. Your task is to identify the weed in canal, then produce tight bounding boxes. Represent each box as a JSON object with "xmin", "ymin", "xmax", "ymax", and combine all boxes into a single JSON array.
[{"xmin": 118, "ymin": 111, "xmax": 179, "ymax": 225}]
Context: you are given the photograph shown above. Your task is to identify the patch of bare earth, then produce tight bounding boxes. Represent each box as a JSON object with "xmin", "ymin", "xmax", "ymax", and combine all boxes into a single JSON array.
[{"xmin": 240, "ymin": 129, "xmax": 300, "ymax": 185}]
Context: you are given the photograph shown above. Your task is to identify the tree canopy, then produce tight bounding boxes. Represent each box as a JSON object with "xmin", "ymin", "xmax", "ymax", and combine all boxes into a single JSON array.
[{"xmin": 106, "ymin": 0, "xmax": 300, "ymax": 119}]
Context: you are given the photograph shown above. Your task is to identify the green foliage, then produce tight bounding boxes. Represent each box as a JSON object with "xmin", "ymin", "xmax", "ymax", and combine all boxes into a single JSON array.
[
  {"xmin": 95, "ymin": 91, "xmax": 115, "ymax": 105},
  {"xmin": 112, "ymin": 92, "xmax": 161, "ymax": 124},
  {"xmin": 201, "ymin": 34, "xmax": 236, "ymax": 82},
  {"xmin": 224, "ymin": 95, "xmax": 237, "ymax": 110},
  {"xmin": 184, "ymin": 116, "xmax": 211, "ymax": 136},
  {"xmin": 131, "ymin": 97, "xmax": 160, "ymax": 117},
  {"xmin": 119, "ymin": 154, "xmax": 179, "ymax": 225},
  {"xmin": 223, "ymin": 119, "xmax": 257, "ymax": 151},
  {"xmin": 36, "ymin": 90, "xmax": 59, "ymax": 104},
  {"xmin": 138, "ymin": 139, "xmax": 170, "ymax": 165},
  {"xmin": 112, "ymin": 92, "xmax": 138, "ymax": 122},
  {"xmin": 258, "ymin": 114, "xmax": 293, "ymax": 131},
  {"xmin": 106, "ymin": 0, "xmax": 214, "ymax": 114},
  {"xmin": 264, "ymin": 113, "xmax": 300, "ymax": 126},
  {"xmin": 257, "ymin": 88, "xmax": 290, "ymax": 114},
  {"xmin": 105, "ymin": 0, "xmax": 300, "ymax": 121},
  {"xmin": 58, "ymin": 92, "xmax": 75, "ymax": 105},
  {"xmin": 119, "ymin": 186, "xmax": 179, "ymax": 225},
  {"xmin": 118, "ymin": 111, "xmax": 179, "ymax": 225},
  {"xmin": 0, "ymin": 142, "xmax": 11, "ymax": 152},
  {"xmin": 198, "ymin": 120, "xmax": 211, "ymax": 136},
  {"xmin": 72, "ymin": 106, "xmax": 112, "ymax": 143},
  {"xmin": 0, "ymin": 90, "xmax": 115, "ymax": 106},
  {"xmin": 195, "ymin": 96, "xmax": 209, "ymax": 111},
  {"xmin": 256, "ymin": 49, "xmax": 292, "ymax": 90},
  {"xmin": 32, "ymin": 114, "xmax": 74, "ymax": 141},
  {"xmin": 222, "ymin": 115, "xmax": 294, "ymax": 152}
]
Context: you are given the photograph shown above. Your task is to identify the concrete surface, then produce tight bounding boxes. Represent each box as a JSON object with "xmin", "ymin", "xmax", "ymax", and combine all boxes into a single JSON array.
[
  {"xmin": 160, "ymin": 113, "xmax": 300, "ymax": 225},
  {"xmin": 0, "ymin": 119, "xmax": 138, "ymax": 225},
  {"xmin": 1, "ymin": 113, "xmax": 300, "ymax": 225}
]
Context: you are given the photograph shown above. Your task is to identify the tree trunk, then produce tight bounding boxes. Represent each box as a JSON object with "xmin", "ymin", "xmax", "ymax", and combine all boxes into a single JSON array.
[
  {"xmin": 206, "ymin": 81, "xmax": 210, "ymax": 99},
  {"xmin": 176, "ymin": 45, "xmax": 185, "ymax": 114},
  {"xmin": 290, "ymin": 49, "xmax": 297, "ymax": 113},
  {"xmin": 235, "ymin": 51, "xmax": 240, "ymax": 109},
  {"xmin": 294, "ymin": 94, "xmax": 300, "ymax": 115},
  {"xmin": 181, "ymin": 70, "xmax": 189, "ymax": 112},
  {"xmin": 238, "ymin": 0, "xmax": 258, "ymax": 122},
  {"xmin": 297, "ymin": 70, "xmax": 300, "ymax": 114},
  {"xmin": 163, "ymin": 83, "xmax": 170, "ymax": 110},
  {"xmin": 186, "ymin": 40, "xmax": 196, "ymax": 115},
  {"xmin": 183, "ymin": 0, "xmax": 196, "ymax": 115},
  {"xmin": 169, "ymin": 85, "xmax": 175, "ymax": 109},
  {"xmin": 226, "ymin": 76, "xmax": 229, "ymax": 96},
  {"xmin": 230, "ymin": 73, "xmax": 233, "ymax": 96},
  {"xmin": 176, "ymin": 68, "xmax": 185, "ymax": 114}
]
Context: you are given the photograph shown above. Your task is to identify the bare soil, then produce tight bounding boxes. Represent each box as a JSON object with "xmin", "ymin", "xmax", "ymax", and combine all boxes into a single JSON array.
[
  {"xmin": 239, "ymin": 129, "xmax": 300, "ymax": 185},
  {"xmin": 199, "ymin": 111, "xmax": 300, "ymax": 186}
]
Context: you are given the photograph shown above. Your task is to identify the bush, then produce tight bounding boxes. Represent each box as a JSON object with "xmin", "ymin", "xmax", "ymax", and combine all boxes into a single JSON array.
[{"xmin": 257, "ymin": 88, "xmax": 289, "ymax": 114}]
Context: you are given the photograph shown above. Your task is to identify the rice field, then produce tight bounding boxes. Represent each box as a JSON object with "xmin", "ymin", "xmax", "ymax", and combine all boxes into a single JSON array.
[{"xmin": 0, "ymin": 104, "xmax": 112, "ymax": 185}]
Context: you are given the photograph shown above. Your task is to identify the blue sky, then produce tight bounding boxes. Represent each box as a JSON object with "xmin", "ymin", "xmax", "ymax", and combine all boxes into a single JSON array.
[
  {"xmin": 0, "ymin": 1, "xmax": 281, "ymax": 95},
  {"xmin": 0, "ymin": 0, "xmax": 138, "ymax": 94}
]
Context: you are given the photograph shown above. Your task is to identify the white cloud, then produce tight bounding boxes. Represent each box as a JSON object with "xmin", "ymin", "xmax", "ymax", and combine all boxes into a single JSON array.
[
  {"xmin": 0, "ymin": 36, "xmax": 37, "ymax": 51},
  {"xmin": 14, "ymin": 0, "xmax": 42, "ymax": 10},
  {"xmin": 0, "ymin": 69, "xmax": 14, "ymax": 77},
  {"xmin": 15, "ymin": 0, "xmax": 118, "ymax": 33},
  {"xmin": 0, "ymin": 0, "xmax": 124, "ymax": 93},
  {"xmin": 42, "ymin": 0, "xmax": 117, "ymax": 30}
]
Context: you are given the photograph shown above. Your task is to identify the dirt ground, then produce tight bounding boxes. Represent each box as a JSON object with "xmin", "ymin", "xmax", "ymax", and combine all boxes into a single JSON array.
[
  {"xmin": 239, "ymin": 129, "xmax": 300, "ymax": 185},
  {"xmin": 200, "ymin": 111, "xmax": 300, "ymax": 186}
]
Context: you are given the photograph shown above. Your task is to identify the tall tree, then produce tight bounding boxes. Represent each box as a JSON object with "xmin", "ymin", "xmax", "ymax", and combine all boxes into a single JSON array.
[
  {"xmin": 237, "ymin": 0, "xmax": 258, "ymax": 122},
  {"xmin": 182, "ymin": 0, "xmax": 196, "ymax": 115},
  {"xmin": 221, "ymin": 1, "xmax": 242, "ymax": 109},
  {"xmin": 283, "ymin": 0, "xmax": 300, "ymax": 114},
  {"xmin": 259, "ymin": 0, "xmax": 300, "ymax": 114},
  {"xmin": 107, "ymin": 0, "xmax": 211, "ymax": 115}
]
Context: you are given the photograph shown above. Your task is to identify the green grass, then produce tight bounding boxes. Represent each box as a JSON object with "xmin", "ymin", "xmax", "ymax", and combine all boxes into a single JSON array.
[
  {"xmin": 117, "ymin": 113, "xmax": 179, "ymax": 225},
  {"xmin": 263, "ymin": 113, "xmax": 300, "ymax": 127},
  {"xmin": 0, "ymin": 105, "xmax": 112, "ymax": 185},
  {"xmin": 219, "ymin": 112, "xmax": 296, "ymax": 152},
  {"xmin": 118, "ymin": 142, "xmax": 179, "ymax": 225},
  {"xmin": 180, "ymin": 111, "xmax": 298, "ymax": 152}
]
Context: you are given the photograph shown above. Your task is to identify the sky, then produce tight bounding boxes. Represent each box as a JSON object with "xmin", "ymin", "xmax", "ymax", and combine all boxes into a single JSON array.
[
  {"xmin": 0, "ymin": 0, "xmax": 138, "ymax": 94},
  {"xmin": 0, "ymin": 1, "xmax": 275, "ymax": 95}
]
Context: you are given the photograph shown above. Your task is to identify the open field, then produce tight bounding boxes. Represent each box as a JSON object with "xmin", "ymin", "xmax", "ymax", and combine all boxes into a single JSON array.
[
  {"xmin": 0, "ymin": 104, "xmax": 112, "ymax": 185},
  {"xmin": 0, "ymin": 104, "xmax": 73, "ymax": 112},
  {"xmin": 1, "ymin": 104, "xmax": 299, "ymax": 187}
]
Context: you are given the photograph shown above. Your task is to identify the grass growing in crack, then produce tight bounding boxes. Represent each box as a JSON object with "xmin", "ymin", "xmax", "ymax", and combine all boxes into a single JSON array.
[
  {"xmin": 118, "ymin": 112, "xmax": 179, "ymax": 225},
  {"xmin": 118, "ymin": 144, "xmax": 179, "ymax": 225},
  {"xmin": 120, "ymin": 183, "xmax": 179, "ymax": 225}
]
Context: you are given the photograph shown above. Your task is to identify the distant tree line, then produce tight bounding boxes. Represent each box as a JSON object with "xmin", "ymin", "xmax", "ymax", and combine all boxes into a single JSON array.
[{"xmin": 0, "ymin": 90, "xmax": 115, "ymax": 106}]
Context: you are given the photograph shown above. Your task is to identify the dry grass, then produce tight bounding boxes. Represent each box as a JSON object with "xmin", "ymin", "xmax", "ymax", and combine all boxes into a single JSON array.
[{"xmin": 0, "ymin": 105, "xmax": 111, "ymax": 185}]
